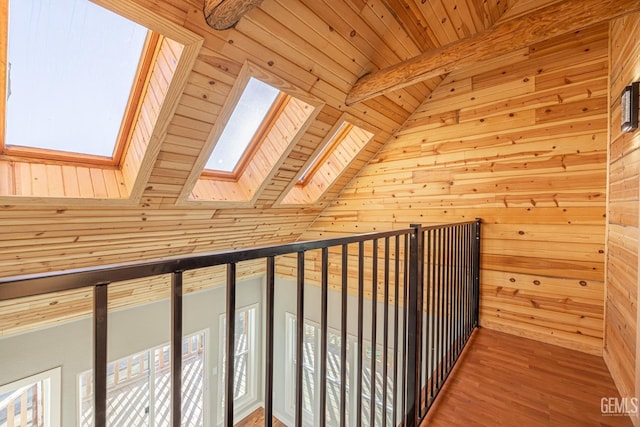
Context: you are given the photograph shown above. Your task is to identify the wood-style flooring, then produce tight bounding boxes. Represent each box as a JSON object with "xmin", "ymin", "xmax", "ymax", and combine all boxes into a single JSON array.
[
  {"xmin": 235, "ymin": 328, "xmax": 632, "ymax": 426},
  {"xmin": 236, "ymin": 407, "xmax": 286, "ymax": 426},
  {"xmin": 421, "ymin": 328, "xmax": 633, "ymax": 427}
]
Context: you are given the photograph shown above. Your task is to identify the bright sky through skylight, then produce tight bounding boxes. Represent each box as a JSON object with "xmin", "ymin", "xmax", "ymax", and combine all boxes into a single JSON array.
[
  {"xmin": 206, "ymin": 78, "xmax": 280, "ymax": 172},
  {"xmin": 5, "ymin": 0, "xmax": 148, "ymax": 157}
]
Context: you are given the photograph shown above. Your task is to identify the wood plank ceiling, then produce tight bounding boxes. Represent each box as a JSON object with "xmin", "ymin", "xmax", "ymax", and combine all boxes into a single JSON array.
[
  {"xmin": 0, "ymin": 0, "xmax": 512, "ymax": 278},
  {"xmin": 0, "ymin": 0, "xmax": 522, "ymax": 336}
]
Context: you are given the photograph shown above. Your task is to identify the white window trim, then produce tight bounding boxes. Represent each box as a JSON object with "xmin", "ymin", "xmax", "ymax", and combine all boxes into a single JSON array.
[
  {"xmin": 0, "ymin": 366, "xmax": 62, "ymax": 427},
  {"xmin": 76, "ymin": 330, "xmax": 208, "ymax": 427},
  {"xmin": 217, "ymin": 303, "xmax": 259, "ymax": 426},
  {"xmin": 284, "ymin": 312, "xmax": 398, "ymax": 427},
  {"xmin": 285, "ymin": 313, "xmax": 319, "ymax": 425}
]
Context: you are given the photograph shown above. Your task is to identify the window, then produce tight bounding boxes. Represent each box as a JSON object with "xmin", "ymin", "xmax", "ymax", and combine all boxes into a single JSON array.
[
  {"xmin": 185, "ymin": 62, "xmax": 322, "ymax": 205},
  {"xmin": 0, "ymin": 0, "xmax": 201, "ymax": 200},
  {"xmin": 285, "ymin": 314, "xmax": 393, "ymax": 427},
  {"xmin": 0, "ymin": 367, "xmax": 61, "ymax": 427},
  {"xmin": 3, "ymin": 0, "xmax": 156, "ymax": 164},
  {"xmin": 218, "ymin": 305, "xmax": 257, "ymax": 425},
  {"xmin": 297, "ymin": 122, "xmax": 354, "ymax": 185},
  {"xmin": 279, "ymin": 117, "xmax": 375, "ymax": 205},
  {"xmin": 78, "ymin": 332, "xmax": 206, "ymax": 427},
  {"xmin": 205, "ymin": 78, "xmax": 284, "ymax": 175},
  {"xmin": 361, "ymin": 343, "xmax": 394, "ymax": 427}
]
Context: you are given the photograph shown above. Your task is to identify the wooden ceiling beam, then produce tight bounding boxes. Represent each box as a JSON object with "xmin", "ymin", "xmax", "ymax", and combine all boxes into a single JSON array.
[
  {"xmin": 346, "ymin": 0, "xmax": 640, "ymax": 105},
  {"xmin": 203, "ymin": 0, "xmax": 264, "ymax": 30}
]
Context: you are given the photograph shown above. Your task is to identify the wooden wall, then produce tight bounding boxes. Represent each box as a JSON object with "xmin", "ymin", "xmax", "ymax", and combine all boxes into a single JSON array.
[
  {"xmin": 607, "ymin": 13, "xmax": 640, "ymax": 426},
  {"xmin": 303, "ymin": 23, "xmax": 610, "ymax": 356},
  {"xmin": 1, "ymin": 0, "xmax": 474, "ymax": 337}
]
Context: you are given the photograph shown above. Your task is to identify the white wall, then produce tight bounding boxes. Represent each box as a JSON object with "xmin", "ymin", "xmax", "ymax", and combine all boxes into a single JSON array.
[{"xmin": 0, "ymin": 277, "xmax": 263, "ymax": 427}]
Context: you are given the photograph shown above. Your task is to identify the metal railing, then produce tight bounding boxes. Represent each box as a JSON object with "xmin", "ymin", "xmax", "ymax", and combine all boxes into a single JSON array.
[{"xmin": 0, "ymin": 220, "xmax": 480, "ymax": 427}]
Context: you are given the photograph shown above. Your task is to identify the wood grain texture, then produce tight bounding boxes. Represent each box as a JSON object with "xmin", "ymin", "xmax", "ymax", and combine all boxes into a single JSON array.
[
  {"xmin": 204, "ymin": 0, "xmax": 264, "ymax": 30},
  {"xmin": 346, "ymin": 0, "xmax": 640, "ymax": 105},
  {"xmin": 422, "ymin": 328, "xmax": 633, "ymax": 427},
  {"xmin": 305, "ymin": 23, "xmax": 610, "ymax": 355},
  {"xmin": 606, "ymin": 12, "xmax": 640, "ymax": 427}
]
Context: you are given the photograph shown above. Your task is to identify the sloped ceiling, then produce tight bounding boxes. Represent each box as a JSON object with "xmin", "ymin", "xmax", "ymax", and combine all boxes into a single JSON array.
[{"xmin": 0, "ymin": 0, "xmax": 514, "ymax": 277}]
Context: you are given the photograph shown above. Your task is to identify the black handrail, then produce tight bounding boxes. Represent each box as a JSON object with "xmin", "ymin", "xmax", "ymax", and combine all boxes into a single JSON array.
[
  {"xmin": 0, "ymin": 220, "xmax": 481, "ymax": 427},
  {"xmin": 0, "ymin": 228, "xmax": 412, "ymax": 301}
]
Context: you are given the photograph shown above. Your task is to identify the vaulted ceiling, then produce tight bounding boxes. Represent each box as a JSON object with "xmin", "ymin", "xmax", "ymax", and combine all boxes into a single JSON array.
[{"xmin": 0, "ymin": 0, "xmax": 636, "ymax": 280}]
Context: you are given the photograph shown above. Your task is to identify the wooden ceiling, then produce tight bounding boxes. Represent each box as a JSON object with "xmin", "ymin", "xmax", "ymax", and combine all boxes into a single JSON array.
[{"xmin": 2, "ymin": 0, "xmax": 638, "ymax": 275}]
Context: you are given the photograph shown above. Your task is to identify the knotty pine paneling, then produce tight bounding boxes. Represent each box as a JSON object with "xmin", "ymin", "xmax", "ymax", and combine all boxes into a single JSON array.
[
  {"xmin": 606, "ymin": 13, "xmax": 640, "ymax": 427},
  {"xmin": 302, "ymin": 24, "xmax": 610, "ymax": 355},
  {"xmin": 0, "ymin": 0, "xmax": 444, "ymax": 336}
]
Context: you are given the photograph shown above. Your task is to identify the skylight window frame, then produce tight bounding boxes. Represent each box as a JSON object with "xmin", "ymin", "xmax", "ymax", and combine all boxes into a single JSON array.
[
  {"xmin": 201, "ymin": 89, "xmax": 290, "ymax": 181},
  {"xmin": 297, "ymin": 122, "xmax": 354, "ymax": 187},
  {"xmin": 0, "ymin": 2, "xmax": 161, "ymax": 168},
  {"xmin": 276, "ymin": 114, "xmax": 377, "ymax": 207}
]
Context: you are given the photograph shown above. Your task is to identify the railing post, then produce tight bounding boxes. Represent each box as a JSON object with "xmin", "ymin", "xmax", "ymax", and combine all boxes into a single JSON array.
[
  {"xmin": 473, "ymin": 218, "xmax": 482, "ymax": 327},
  {"xmin": 171, "ymin": 271, "xmax": 183, "ymax": 427},
  {"xmin": 225, "ymin": 263, "xmax": 237, "ymax": 426},
  {"xmin": 93, "ymin": 283, "xmax": 108, "ymax": 427},
  {"xmin": 265, "ymin": 257, "xmax": 275, "ymax": 427},
  {"xmin": 405, "ymin": 224, "xmax": 423, "ymax": 427}
]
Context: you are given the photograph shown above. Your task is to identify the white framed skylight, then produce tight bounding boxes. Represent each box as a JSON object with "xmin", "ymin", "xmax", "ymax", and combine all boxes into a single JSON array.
[
  {"xmin": 205, "ymin": 77, "xmax": 281, "ymax": 173},
  {"xmin": 4, "ymin": 0, "xmax": 149, "ymax": 158}
]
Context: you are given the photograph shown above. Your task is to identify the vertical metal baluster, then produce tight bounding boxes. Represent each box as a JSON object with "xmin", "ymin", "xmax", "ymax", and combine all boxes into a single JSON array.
[
  {"xmin": 265, "ymin": 257, "xmax": 275, "ymax": 427},
  {"xmin": 446, "ymin": 227, "xmax": 453, "ymax": 371},
  {"xmin": 340, "ymin": 245, "xmax": 348, "ymax": 427},
  {"xmin": 442, "ymin": 228, "xmax": 449, "ymax": 383},
  {"xmin": 454, "ymin": 226, "xmax": 463, "ymax": 359},
  {"xmin": 371, "ymin": 239, "xmax": 378, "ymax": 427},
  {"xmin": 401, "ymin": 234, "xmax": 409, "ymax": 426},
  {"xmin": 459, "ymin": 225, "xmax": 465, "ymax": 350},
  {"xmin": 474, "ymin": 219, "xmax": 482, "ymax": 327},
  {"xmin": 438, "ymin": 228, "xmax": 445, "ymax": 391},
  {"xmin": 171, "ymin": 271, "xmax": 183, "ymax": 427},
  {"xmin": 392, "ymin": 236, "xmax": 400, "ymax": 427},
  {"xmin": 94, "ymin": 283, "xmax": 108, "ymax": 427},
  {"xmin": 296, "ymin": 252, "xmax": 305, "ymax": 427},
  {"xmin": 357, "ymin": 241, "xmax": 364, "ymax": 427},
  {"xmin": 382, "ymin": 237, "xmax": 390, "ymax": 427},
  {"xmin": 467, "ymin": 224, "xmax": 472, "ymax": 338},
  {"xmin": 406, "ymin": 224, "xmax": 422, "ymax": 427},
  {"xmin": 424, "ymin": 230, "xmax": 432, "ymax": 408},
  {"xmin": 415, "ymin": 228, "xmax": 424, "ymax": 420},
  {"xmin": 468, "ymin": 223, "xmax": 473, "ymax": 337},
  {"xmin": 225, "ymin": 263, "xmax": 236, "ymax": 427},
  {"xmin": 320, "ymin": 247, "xmax": 329, "ymax": 427},
  {"xmin": 451, "ymin": 225, "xmax": 460, "ymax": 366},
  {"xmin": 429, "ymin": 229, "xmax": 437, "ymax": 403}
]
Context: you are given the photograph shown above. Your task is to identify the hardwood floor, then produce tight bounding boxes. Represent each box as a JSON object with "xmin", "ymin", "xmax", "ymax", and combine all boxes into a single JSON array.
[
  {"xmin": 421, "ymin": 328, "xmax": 633, "ymax": 427},
  {"xmin": 236, "ymin": 407, "xmax": 287, "ymax": 426}
]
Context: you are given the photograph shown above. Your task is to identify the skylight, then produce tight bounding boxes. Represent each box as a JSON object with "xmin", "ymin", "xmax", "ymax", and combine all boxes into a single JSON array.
[
  {"xmin": 5, "ymin": 0, "xmax": 148, "ymax": 158},
  {"xmin": 205, "ymin": 77, "xmax": 280, "ymax": 172},
  {"xmin": 298, "ymin": 122, "xmax": 353, "ymax": 184}
]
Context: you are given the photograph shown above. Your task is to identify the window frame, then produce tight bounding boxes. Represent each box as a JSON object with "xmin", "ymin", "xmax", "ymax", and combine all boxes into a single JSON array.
[
  {"xmin": 76, "ymin": 330, "xmax": 207, "ymax": 427},
  {"xmin": 277, "ymin": 114, "xmax": 376, "ymax": 206},
  {"xmin": 0, "ymin": 366, "xmax": 62, "ymax": 427},
  {"xmin": 202, "ymin": 90, "xmax": 290, "ymax": 181},
  {"xmin": 297, "ymin": 122, "xmax": 354, "ymax": 187},
  {"xmin": 0, "ymin": 0, "xmax": 161, "ymax": 167},
  {"xmin": 217, "ymin": 303, "xmax": 259, "ymax": 425},
  {"xmin": 284, "ymin": 312, "xmax": 396, "ymax": 427}
]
